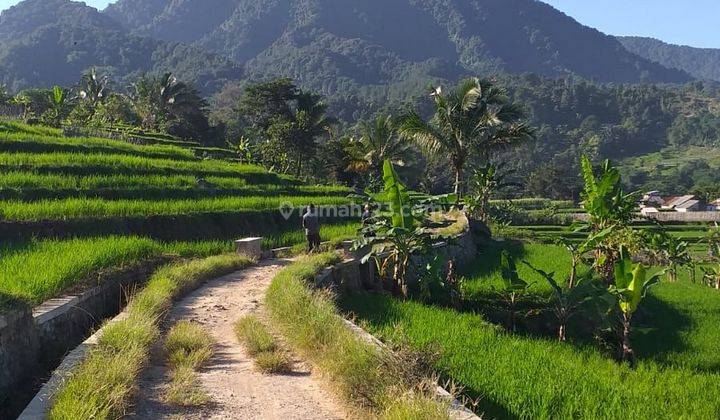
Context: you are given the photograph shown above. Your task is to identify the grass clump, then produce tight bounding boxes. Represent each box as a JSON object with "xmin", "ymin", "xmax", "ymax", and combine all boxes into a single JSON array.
[
  {"xmin": 166, "ymin": 321, "xmax": 214, "ymax": 369},
  {"xmin": 254, "ymin": 350, "xmax": 293, "ymax": 374},
  {"xmin": 164, "ymin": 321, "xmax": 214, "ymax": 406},
  {"xmin": 50, "ymin": 254, "xmax": 253, "ymax": 419},
  {"xmin": 166, "ymin": 365, "xmax": 210, "ymax": 407},
  {"xmin": 265, "ymin": 253, "xmax": 449, "ymax": 418},
  {"xmin": 234, "ymin": 314, "xmax": 292, "ymax": 373},
  {"xmin": 234, "ymin": 315, "xmax": 277, "ymax": 355}
]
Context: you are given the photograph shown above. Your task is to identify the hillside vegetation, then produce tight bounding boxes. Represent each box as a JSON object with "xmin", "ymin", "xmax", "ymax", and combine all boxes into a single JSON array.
[
  {"xmin": 0, "ymin": 0, "xmax": 691, "ymax": 97},
  {"xmin": 619, "ymin": 36, "xmax": 720, "ymax": 82}
]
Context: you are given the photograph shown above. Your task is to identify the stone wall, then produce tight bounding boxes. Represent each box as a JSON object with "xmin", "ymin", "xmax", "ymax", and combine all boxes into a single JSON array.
[
  {"xmin": 570, "ymin": 212, "xmax": 720, "ymax": 223},
  {"xmin": 317, "ymin": 226, "xmax": 478, "ymax": 294},
  {"xmin": 0, "ymin": 259, "xmax": 165, "ymax": 418}
]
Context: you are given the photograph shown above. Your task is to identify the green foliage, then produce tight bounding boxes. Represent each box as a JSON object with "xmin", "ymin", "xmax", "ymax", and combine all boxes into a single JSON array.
[
  {"xmin": 611, "ymin": 253, "xmax": 660, "ymax": 316},
  {"xmin": 130, "ymin": 73, "xmax": 213, "ymax": 143},
  {"xmin": 346, "ymin": 114, "xmax": 411, "ymax": 185},
  {"xmin": 580, "ymin": 156, "xmax": 636, "ymax": 229},
  {"xmin": 401, "ymin": 78, "xmax": 534, "ymax": 195},
  {"xmin": 619, "ymin": 36, "xmax": 720, "ymax": 82},
  {"xmin": 235, "ymin": 78, "xmax": 335, "ymax": 176},
  {"xmin": 465, "ymin": 162, "xmax": 520, "ymax": 222}
]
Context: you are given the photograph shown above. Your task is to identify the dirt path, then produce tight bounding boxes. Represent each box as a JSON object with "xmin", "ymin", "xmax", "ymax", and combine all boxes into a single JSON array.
[{"xmin": 129, "ymin": 260, "xmax": 347, "ymax": 420}]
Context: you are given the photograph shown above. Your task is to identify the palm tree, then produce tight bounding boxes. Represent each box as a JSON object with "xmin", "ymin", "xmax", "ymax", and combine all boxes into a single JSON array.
[
  {"xmin": 78, "ymin": 68, "xmax": 109, "ymax": 105},
  {"xmin": 290, "ymin": 91, "xmax": 336, "ymax": 176},
  {"xmin": 0, "ymin": 84, "xmax": 9, "ymax": 105},
  {"xmin": 400, "ymin": 78, "xmax": 534, "ymax": 196},
  {"xmin": 131, "ymin": 73, "xmax": 206, "ymax": 133},
  {"xmin": 347, "ymin": 114, "xmax": 410, "ymax": 179}
]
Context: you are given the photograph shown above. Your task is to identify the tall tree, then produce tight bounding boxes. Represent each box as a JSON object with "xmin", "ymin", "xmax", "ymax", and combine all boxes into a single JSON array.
[
  {"xmin": 78, "ymin": 68, "xmax": 109, "ymax": 105},
  {"xmin": 347, "ymin": 114, "xmax": 410, "ymax": 182},
  {"xmin": 236, "ymin": 78, "xmax": 333, "ymax": 176},
  {"xmin": 131, "ymin": 73, "xmax": 211, "ymax": 142},
  {"xmin": 0, "ymin": 85, "xmax": 9, "ymax": 105},
  {"xmin": 291, "ymin": 91, "xmax": 335, "ymax": 176},
  {"xmin": 236, "ymin": 78, "xmax": 298, "ymax": 130},
  {"xmin": 400, "ymin": 78, "xmax": 534, "ymax": 196}
]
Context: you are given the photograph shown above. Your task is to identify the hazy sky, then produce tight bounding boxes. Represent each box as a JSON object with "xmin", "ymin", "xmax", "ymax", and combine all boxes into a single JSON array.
[{"xmin": 0, "ymin": 0, "xmax": 718, "ymax": 48}]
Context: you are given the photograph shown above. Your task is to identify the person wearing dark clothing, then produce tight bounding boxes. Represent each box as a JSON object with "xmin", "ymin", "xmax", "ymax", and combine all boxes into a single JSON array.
[
  {"xmin": 361, "ymin": 204, "xmax": 373, "ymax": 227},
  {"xmin": 302, "ymin": 204, "xmax": 321, "ymax": 252}
]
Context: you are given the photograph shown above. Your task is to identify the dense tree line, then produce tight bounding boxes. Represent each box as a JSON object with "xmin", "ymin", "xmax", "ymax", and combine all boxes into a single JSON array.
[{"xmin": 5, "ymin": 68, "xmax": 720, "ymax": 200}]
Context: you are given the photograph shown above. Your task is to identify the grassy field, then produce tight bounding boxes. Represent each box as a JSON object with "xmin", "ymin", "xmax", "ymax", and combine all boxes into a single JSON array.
[
  {"xmin": 0, "ymin": 122, "xmax": 355, "ymax": 311},
  {"xmin": 503, "ymin": 222, "xmax": 715, "ymax": 256},
  {"xmin": 341, "ymin": 241, "xmax": 720, "ymax": 419},
  {"xmin": 0, "ymin": 237, "xmax": 239, "ymax": 311},
  {"xmin": 0, "ymin": 196, "xmax": 349, "ymax": 221}
]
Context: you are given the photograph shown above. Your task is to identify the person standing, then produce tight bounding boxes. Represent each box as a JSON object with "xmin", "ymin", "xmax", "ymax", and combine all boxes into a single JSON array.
[
  {"xmin": 361, "ymin": 203, "xmax": 373, "ymax": 227},
  {"xmin": 302, "ymin": 204, "xmax": 321, "ymax": 252}
]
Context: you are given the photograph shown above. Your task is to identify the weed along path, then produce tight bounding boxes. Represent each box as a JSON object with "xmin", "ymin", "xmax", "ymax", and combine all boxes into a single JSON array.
[{"xmin": 130, "ymin": 259, "xmax": 346, "ymax": 419}]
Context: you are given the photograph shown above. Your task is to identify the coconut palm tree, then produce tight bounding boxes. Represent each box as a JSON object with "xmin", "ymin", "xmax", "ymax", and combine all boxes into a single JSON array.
[
  {"xmin": 347, "ymin": 114, "xmax": 410, "ymax": 179},
  {"xmin": 291, "ymin": 91, "xmax": 336, "ymax": 176},
  {"xmin": 131, "ymin": 73, "xmax": 208, "ymax": 137},
  {"xmin": 400, "ymin": 78, "xmax": 534, "ymax": 196},
  {"xmin": 78, "ymin": 68, "xmax": 109, "ymax": 105},
  {"xmin": 0, "ymin": 84, "xmax": 9, "ymax": 105}
]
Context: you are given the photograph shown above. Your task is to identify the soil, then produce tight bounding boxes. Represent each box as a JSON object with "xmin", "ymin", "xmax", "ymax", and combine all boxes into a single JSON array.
[{"xmin": 128, "ymin": 259, "xmax": 347, "ymax": 419}]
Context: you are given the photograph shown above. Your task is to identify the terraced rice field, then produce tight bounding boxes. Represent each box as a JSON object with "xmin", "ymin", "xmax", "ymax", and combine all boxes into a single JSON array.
[
  {"xmin": 0, "ymin": 121, "xmax": 354, "ymax": 311},
  {"xmin": 342, "ymin": 241, "xmax": 720, "ymax": 419}
]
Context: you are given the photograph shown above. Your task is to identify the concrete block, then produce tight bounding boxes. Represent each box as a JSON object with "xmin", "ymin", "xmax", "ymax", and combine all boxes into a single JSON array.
[{"xmin": 235, "ymin": 237, "xmax": 263, "ymax": 259}]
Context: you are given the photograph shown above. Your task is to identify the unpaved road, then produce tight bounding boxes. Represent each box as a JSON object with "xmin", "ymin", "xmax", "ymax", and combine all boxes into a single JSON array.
[{"xmin": 129, "ymin": 260, "xmax": 346, "ymax": 419}]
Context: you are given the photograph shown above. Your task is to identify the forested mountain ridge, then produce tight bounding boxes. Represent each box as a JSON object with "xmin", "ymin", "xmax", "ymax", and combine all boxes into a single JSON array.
[
  {"xmin": 618, "ymin": 36, "xmax": 720, "ymax": 82},
  {"xmin": 0, "ymin": 0, "xmax": 243, "ymax": 93},
  {"xmin": 104, "ymin": 0, "xmax": 691, "ymax": 89}
]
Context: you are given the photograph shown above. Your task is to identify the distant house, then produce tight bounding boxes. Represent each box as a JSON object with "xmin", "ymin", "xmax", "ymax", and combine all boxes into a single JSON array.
[
  {"xmin": 709, "ymin": 199, "xmax": 720, "ymax": 212},
  {"xmin": 662, "ymin": 195, "xmax": 699, "ymax": 211},
  {"xmin": 641, "ymin": 207, "xmax": 660, "ymax": 216},
  {"xmin": 675, "ymin": 199, "xmax": 702, "ymax": 213},
  {"xmin": 641, "ymin": 191, "xmax": 664, "ymax": 208}
]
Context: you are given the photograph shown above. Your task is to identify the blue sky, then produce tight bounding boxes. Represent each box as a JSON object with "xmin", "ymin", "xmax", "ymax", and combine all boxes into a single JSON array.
[
  {"xmin": 541, "ymin": 0, "xmax": 720, "ymax": 48},
  {"xmin": 0, "ymin": 0, "xmax": 718, "ymax": 48}
]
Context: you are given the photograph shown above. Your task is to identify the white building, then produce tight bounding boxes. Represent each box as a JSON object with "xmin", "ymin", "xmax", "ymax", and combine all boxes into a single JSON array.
[{"xmin": 641, "ymin": 191, "xmax": 664, "ymax": 208}]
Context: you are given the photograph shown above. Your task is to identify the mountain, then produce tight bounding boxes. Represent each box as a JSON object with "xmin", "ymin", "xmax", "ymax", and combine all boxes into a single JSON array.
[
  {"xmin": 0, "ymin": 0, "xmax": 243, "ymax": 93},
  {"xmin": 102, "ymin": 0, "xmax": 691, "ymax": 96},
  {"xmin": 618, "ymin": 36, "xmax": 720, "ymax": 82}
]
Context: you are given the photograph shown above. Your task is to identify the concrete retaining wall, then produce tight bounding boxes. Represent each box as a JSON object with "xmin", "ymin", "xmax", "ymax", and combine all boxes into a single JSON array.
[
  {"xmin": 570, "ymin": 212, "xmax": 720, "ymax": 223},
  {"xmin": 0, "ymin": 259, "xmax": 166, "ymax": 418},
  {"xmin": 317, "ymin": 228, "xmax": 478, "ymax": 294}
]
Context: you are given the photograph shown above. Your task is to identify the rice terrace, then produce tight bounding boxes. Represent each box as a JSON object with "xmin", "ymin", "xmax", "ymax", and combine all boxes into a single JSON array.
[{"xmin": 1, "ymin": 0, "xmax": 720, "ymax": 419}]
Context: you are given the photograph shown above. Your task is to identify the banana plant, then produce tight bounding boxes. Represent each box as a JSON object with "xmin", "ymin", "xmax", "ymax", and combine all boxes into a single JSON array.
[
  {"xmin": 608, "ymin": 249, "xmax": 663, "ymax": 363},
  {"xmin": 354, "ymin": 160, "xmax": 452, "ymax": 297},
  {"xmin": 42, "ymin": 86, "xmax": 71, "ymax": 127},
  {"xmin": 523, "ymin": 264, "xmax": 598, "ymax": 342},
  {"xmin": 499, "ymin": 251, "xmax": 533, "ymax": 332},
  {"xmin": 702, "ymin": 225, "xmax": 720, "ymax": 289},
  {"xmin": 579, "ymin": 156, "xmax": 638, "ymax": 285}
]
